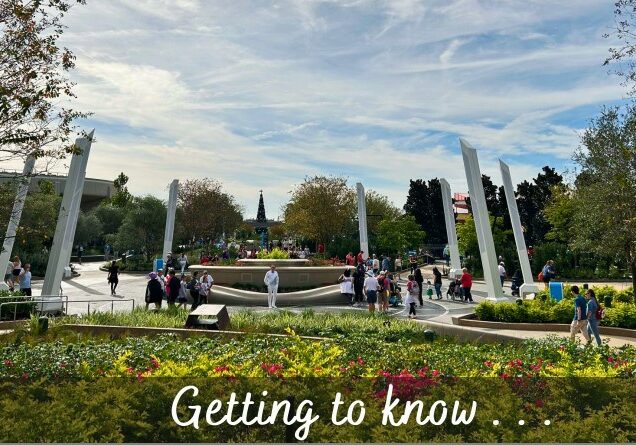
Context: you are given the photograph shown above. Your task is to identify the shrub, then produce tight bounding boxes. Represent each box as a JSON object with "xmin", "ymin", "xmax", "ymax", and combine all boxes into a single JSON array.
[
  {"xmin": 604, "ymin": 303, "xmax": 636, "ymax": 329},
  {"xmin": 615, "ymin": 288, "xmax": 634, "ymax": 304},
  {"xmin": 256, "ymin": 248, "xmax": 290, "ymax": 260},
  {"xmin": 474, "ymin": 301, "xmax": 495, "ymax": 320}
]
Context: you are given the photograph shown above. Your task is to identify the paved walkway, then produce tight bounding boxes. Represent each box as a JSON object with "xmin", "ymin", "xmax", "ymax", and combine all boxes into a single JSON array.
[{"xmin": 25, "ymin": 261, "xmax": 636, "ymax": 347}]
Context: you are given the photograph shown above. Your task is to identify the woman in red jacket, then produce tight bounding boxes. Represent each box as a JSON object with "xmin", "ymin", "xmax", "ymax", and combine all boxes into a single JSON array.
[{"xmin": 460, "ymin": 267, "xmax": 473, "ymax": 302}]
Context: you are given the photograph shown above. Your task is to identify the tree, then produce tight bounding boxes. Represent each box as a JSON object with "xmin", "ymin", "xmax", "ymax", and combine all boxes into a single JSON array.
[
  {"xmin": 570, "ymin": 106, "xmax": 636, "ymax": 297},
  {"xmin": 93, "ymin": 203, "xmax": 125, "ymax": 236},
  {"xmin": 1, "ymin": 0, "xmax": 89, "ymax": 162},
  {"xmin": 376, "ymin": 215, "xmax": 426, "ymax": 256},
  {"xmin": 456, "ymin": 213, "xmax": 515, "ymax": 276},
  {"xmin": 0, "ymin": 179, "xmax": 60, "ymax": 252},
  {"xmin": 176, "ymin": 178, "xmax": 243, "ymax": 243},
  {"xmin": 283, "ymin": 175, "xmax": 356, "ymax": 248},
  {"xmin": 110, "ymin": 172, "xmax": 132, "ymax": 208},
  {"xmin": 268, "ymin": 223, "xmax": 287, "ymax": 242},
  {"xmin": 113, "ymin": 196, "xmax": 166, "ymax": 261},
  {"xmin": 515, "ymin": 166, "xmax": 563, "ymax": 246},
  {"xmin": 73, "ymin": 211, "xmax": 102, "ymax": 247},
  {"xmin": 543, "ymin": 185, "xmax": 579, "ymax": 245},
  {"xmin": 403, "ymin": 178, "xmax": 447, "ymax": 244},
  {"xmin": 604, "ymin": 0, "xmax": 636, "ymax": 95},
  {"xmin": 365, "ymin": 190, "xmax": 401, "ymax": 237}
]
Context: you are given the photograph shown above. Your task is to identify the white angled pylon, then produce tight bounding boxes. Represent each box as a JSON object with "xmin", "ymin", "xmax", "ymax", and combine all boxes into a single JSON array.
[
  {"xmin": 162, "ymin": 179, "xmax": 179, "ymax": 262},
  {"xmin": 439, "ymin": 178, "xmax": 462, "ymax": 278},
  {"xmin": 460, "ymin": 138, "xmax": 505, "ymax": 301},
  {"xmin": 499, "ymin": 159, "xmax": 539, "ymax": 298},
  {"xmin": 356, "ymin": 183, "xmax": 369, "ymax": 261},
  {"xmin": 0, "ymin": 156, "xmax": 36, "ymax": 290},
  {"xmin": 42, "ymin": 130, "xmax": 94, "ymax": 296}
]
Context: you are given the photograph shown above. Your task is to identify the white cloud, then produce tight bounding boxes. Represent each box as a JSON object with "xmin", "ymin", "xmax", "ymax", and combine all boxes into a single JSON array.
[{"xmin": 41, "ymin": 0, "xmax": 626, "ymax": 216}]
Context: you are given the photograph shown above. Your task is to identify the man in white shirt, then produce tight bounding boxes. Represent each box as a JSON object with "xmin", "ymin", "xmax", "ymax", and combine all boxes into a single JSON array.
[
  {"xmin": 372, "ymin": 254, "xmax": 380, "ymax": 275},
  {"xmin": 498, "ymin": 262, "xmax": 506, "ymax": 288},
  {"xmin": 264, "ymin": 265, "xmax": 279, "ymax": 308},
  {"xmin": 201, "ymin": 271, "xmax": 214, "ymax": 303},
  {"xmin": 363, "ymin": 274, "xmax": 379, "ymax": 313}
]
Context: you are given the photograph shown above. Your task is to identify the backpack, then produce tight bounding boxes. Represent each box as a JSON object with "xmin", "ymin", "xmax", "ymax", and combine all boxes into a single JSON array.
[
  {"xmin": 596, "ymin": 305, "xmax": 605, "ymax": 320},
  {"xmin": 537, "ymin": 271, "xmax": 544, "ymax": 282}
]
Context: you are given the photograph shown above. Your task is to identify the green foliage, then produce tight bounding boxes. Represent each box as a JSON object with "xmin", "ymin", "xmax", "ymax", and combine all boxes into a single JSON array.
[
  {"xmin": 113, "ymin": 196, "xmax": 166, "ymax": 260},
  {"xmin": 0, "ymin": 292, "xmax": 36, "ymax": 320},
  {"xmin": 110, "ymin": 172, "xmax": 133, "ymax": 207},
  {"xmin": 283, "ymin": 175, "xmax": 356, "ymax": 246},
  {"xmin": 73, "ymin": 211, "xmax": 103, "ymax": 247},
  {"xmin": 93, "ymin": 203, "xmax": 126, "ymax": 236},
  {"xmin": 403, "ymin": 178, "xmax": 448, "ymax": 245},
  {"xmin": 475, "ymin": 286, "xmax": 636, "ymax": 328},
  {"xmin": 376, "ymin": 214, "xmax": 426, "ymax": 255},
  {"xmin": 0, "ymin": 0, "xmax": 89, "ymax": 158},
  {"xmin": 256, "ymin": 247, "xmax": 290, "ymax": 259}
]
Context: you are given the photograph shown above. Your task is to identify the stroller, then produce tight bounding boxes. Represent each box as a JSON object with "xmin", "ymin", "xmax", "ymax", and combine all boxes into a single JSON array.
[
  {"xmin": 446, "ymin": 278, "xmax": 462, "ymax": 301},
  {"xmin": 510, "ymin": 270, "xmax": 522, "ymax": 297},
  {"xmin": 389, "ymin": 280, "xmax": 402, "ymax": 307}
]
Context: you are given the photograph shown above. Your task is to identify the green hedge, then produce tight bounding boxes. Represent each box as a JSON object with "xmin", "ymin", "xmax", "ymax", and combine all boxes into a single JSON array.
[{"xmin": 475, "ymin": 286, "xmax": 636, "ymax": 329}]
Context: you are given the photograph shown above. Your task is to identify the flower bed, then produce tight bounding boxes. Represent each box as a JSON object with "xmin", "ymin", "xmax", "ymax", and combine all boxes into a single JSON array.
[
  {"xmin": 0, "ymin": 329, "xmax": 635, "ymax": 442},
  {"xmin": 475, "ymin": 287, "xmax": 636, "ymax": 329}
]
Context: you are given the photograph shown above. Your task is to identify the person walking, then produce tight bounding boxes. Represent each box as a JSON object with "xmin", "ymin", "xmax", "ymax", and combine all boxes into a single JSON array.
[
  {"xmin": 200, "ymin": 271, "xmax": 214, "ymax": 304},
  {"xmin": 167, "ymin": 269, "xmax": 181, "ymax": 306},
  {"xmin": 356, "ymin": 251, "xmax": 364, "ymax": 265},
  {"xmin": 570, "ymin": 285, "xmax": 591, "ymax": 343},
  {"xmin": 345, "ymin": 252, "xmax": 355, "ymax": 266},
  {"xmin": 371, "ymin": 254, "xmax": 380, "ymax": 275},
  {"xmin": 381, "ymin": 255, "xmax": 390, "ymax": 273},
  {"xmin": 414, "ymin": 268, "xmax": 424, "ymax": 306},
  {"xmin": 188, "ymin": 271, "xmax": 201, "ymax": 310},
  {"xmin": 338, "ymin": 268, "xmax": 355, "ymax": 305},
  {"xmin": 178, "ymin": 253, "xmax": 188, "ymax": 275},
  {"xmin": 405, "ymin": 274, "xmax": 419, "ymax": 319},
  {"xmin": 460, "ymin": 268, "xmax": 473, "ymax": 302},
  {"xmin": 541, "ymin": 260, "xmax": 555, "ymax": 290},
  {"xmin": 107, "ymin": 260, "xmax": 119, "ymax": 295},
  {"xmin": 586, "ymin": 289, "xmax": 602, "ymax": 346},
  {"xmin": 264, "ymin": 265, "xmax": 279, "ymax": 308},
  {"xmin": 432, "ymin": 266, "xmax": 442, "ymax": 300},
  {"xmin": 145, "ymin": 272, "xmax": 163, "ymax": 310},
  {"xmin": 11, "ymin": 256, "xmax": 21, "ymax": 289},
  {"xmin": 353, "ymin": 262, "xmax": 366, "ymax": 306},
  {"xmin": 409, "ymin": 256, "xmax": 418, "ymax": 274},
  {"xmin": 394, "ymin": 256, "xmax": 402, "ymax": 279},
  {"xmin": 177, "ymin": 274, "xmax": 189, "ymax": 309},
  {"xmin": 498, "ymin": 262, "xmax": 506, "ymax": 289},
  {"xmin": 363, "ymin": 272, "xmax": 378, "ymax": 313},
  {"xmin": 18, "ymin": 264, "xmax": 32, "ymax": 296},
  {"xmin": 426, "ymin": 280, "xmax": 434, "ymax": 300}
]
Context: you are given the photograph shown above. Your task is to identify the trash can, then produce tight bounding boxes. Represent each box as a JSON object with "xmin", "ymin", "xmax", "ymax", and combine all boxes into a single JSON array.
[{"xmin": 549, "ymin": 282, "xmax": 564, "ymax": 302}]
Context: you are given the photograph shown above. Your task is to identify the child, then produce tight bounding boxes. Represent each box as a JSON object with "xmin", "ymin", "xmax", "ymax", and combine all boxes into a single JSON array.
[
  {"xmin": 177, "ymin": 275, "xmax": 189, "ymax": 309},
  {"xmin": 426, "ymin": 280, "xmax": 434, "ymax": 300},
  {"xmin": 405, "ymin": 274, "xmax": 419, "ymax": 319}
]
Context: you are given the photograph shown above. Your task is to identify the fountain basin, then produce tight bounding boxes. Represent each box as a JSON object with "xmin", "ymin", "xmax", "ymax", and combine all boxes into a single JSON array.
[{"xmin": 188, "ymin": 265, "xmax": 354, "ymax": 288}]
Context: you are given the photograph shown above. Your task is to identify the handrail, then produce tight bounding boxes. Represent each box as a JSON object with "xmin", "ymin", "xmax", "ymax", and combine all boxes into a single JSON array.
[{"xmin": 0, "ymin": 297, "xmax": 135, "ymax": 321}]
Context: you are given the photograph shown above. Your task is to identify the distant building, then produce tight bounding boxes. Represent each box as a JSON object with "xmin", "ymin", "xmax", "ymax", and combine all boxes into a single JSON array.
[
  {"xmin": 0, "ymin": 170, "xmax": 114, "ymax": 211},
  {"xmin": 453, "ymin": 192, "xmax": 470, "ymax": 223}
]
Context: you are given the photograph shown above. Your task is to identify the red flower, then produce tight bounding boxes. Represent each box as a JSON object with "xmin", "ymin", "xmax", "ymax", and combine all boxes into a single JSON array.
[
  {"xmin": 21, "ymin": 372, "xmax": 29, "ymax": 381},
  {"xmin": 432, "ymin": 370, "xmax": 440, "ymax": 377},
  {"xmin": 484, "ymin": 360, "xmax": 493, "ymax": 367},
  {"xmin": 261, "ymin": 363, "xmax": 284, "ymax": 376},
  {"xmin": 214, "ymin": 365, "xmax": 229, "ymax": 373},
  {"xmin": 535, "ymin": 399, "xmax": 544, "ymax": 408},
  {"xmin": 3, "ymin": 360, "xmax": 13, "ymax": 367},
  {"xmin": 136, "ymin": 371, "xmax": 144, "ymax": 382},
  {"xmin": 608, "ymin": 356, "xmax": 615, "ymax": 363},
  {"xmin": 150, "ymin": 358, "xmax": 160, "ymax": 369},
  {"xmin": 357, "ymin": 357, "xmax": 365, "ymax": 366},
  {"xmin": 126, "ymin": 367, "xmax": 134, "ymax": 373}
]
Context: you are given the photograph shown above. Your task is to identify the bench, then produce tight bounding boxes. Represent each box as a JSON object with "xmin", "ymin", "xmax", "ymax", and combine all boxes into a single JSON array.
[{"xmin": 185, "ymin": 304, "xmax": 231, "ymax": 330}]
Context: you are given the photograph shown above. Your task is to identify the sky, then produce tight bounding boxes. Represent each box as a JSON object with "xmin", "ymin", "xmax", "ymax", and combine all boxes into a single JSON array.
[{"xmin": 42, "ymin": 0, "xmax": 629, "ymax": 218}]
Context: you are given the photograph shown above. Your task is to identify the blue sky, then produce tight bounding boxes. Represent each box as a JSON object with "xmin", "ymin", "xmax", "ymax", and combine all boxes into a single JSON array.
[{"xmin": 47, "ymin": 0, "xmax": 628, "ymax": 217}]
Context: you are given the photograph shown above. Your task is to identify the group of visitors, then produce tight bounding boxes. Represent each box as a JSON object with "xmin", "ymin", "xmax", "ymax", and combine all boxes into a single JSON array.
[
  {"xmin": 144, "ymin": 268, "xmax": 214, "ymax": 311},
  {"xmin": 570, "ymin": 285, "xmax": 603, "ymax": 346},
  {"xmin": 4, "ymin": 256, "xmax": 31, "ymax": 296}
]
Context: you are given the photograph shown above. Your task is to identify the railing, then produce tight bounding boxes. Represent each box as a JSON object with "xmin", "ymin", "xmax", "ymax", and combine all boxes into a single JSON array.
[{"xmin": 0, "ymin": 297, "xmax": 135, "ymax": 321}]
